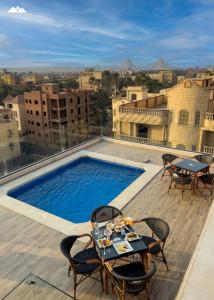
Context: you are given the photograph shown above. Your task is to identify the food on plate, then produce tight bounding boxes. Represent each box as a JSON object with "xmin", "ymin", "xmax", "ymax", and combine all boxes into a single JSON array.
[
  {"xmin": 114, "ymin": 225, "xmax": 122, "ymax": 232},
  {"xmin": 123, "ymin": 217, "xmax": 133, "ymax": 226},
  {"xmin": 98, "ymin": 239, "xmax": 111, "ymax": 248},
  {"xmin": 106, "ymin": 222, "xmax": 114, "ymax": 231}
]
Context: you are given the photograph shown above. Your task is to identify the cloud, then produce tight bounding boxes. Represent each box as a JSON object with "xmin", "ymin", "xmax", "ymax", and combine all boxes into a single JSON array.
[
  {"xmin": 0, "ymin": 34, "xmax": 9, "ymax": 48},
  {"xmin": 8, "ymin": 6, "xmax": 27, "ymax": 14},
  {"xmin": 159, "ymin": 35, "xmax": 209, "ymax": 49}
]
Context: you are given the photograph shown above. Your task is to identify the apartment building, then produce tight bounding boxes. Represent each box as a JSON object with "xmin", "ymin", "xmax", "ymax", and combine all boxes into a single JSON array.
[
  {"xmin": 0, "ymin": 108, "xmax": 20, "ymax": 161},
  {"xmin": 24, "ymin": 83, "xmax": 90, "ymax": 150},
  {"xmin": 147, "ymin": 70, "xmax": 177, "ymax": 83},
  {"xmin": 3, "ymin": 95, "xmax": 27, "ymax": 134},
  {"xmin": 113, "ymin": 78, "xmax": 214, "ymax": 153},
  {"xmin": 79, "ymin": 69, "xmax": 102, "ymax": 91}
]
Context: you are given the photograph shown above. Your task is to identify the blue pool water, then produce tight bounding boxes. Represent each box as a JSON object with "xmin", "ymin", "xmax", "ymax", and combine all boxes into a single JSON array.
[{"xmin": 8, "ymin": 157, "xmax": 144, "ymax": 223}]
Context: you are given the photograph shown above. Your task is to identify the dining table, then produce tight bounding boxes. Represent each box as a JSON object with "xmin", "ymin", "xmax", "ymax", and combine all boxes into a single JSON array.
[
  {"xmin": 91, "ymin": 223, "xmax": 148, "ymax": 293},
  {"xmin": 172, "ymin": 158, "xmax": 208, "ymax": 193}
]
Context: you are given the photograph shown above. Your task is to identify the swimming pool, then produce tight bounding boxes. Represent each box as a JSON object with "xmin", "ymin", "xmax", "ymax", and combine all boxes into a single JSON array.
[{"xmin": 8, "ymin": 157, "xmax": 144, "ymax": 223}]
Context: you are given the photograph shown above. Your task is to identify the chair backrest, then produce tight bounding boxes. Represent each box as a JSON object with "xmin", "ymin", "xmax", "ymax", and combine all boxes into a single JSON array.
[
  {"xmin": 60, "ymin": 235, "xmax": 78, "ymax": 265},
  {"xmin": 91, "ymin": 205, "xmax": 122, "ymax": 224},
  {"xmin": 162, "ymin": 154, "xmax": 178, "ymax": 165},
  {"xmin": 194, "ymin": 154, "xmax": 214, "ymax": 165},
  {"xmin": 200, "ymin": 174, "xmax": 214, "ymax": 185},
  {"xmin": 143, "ymin": 217, "xmax": 170, "ymax": 242},
  {"xmin": 107, "ymin": 255, "xmax": 156, "ymax": 295}
]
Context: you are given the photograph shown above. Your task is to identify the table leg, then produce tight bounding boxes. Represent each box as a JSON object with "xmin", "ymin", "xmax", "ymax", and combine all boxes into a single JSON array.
[{"xmin": 104, "ymin": 267, "xmax": 109, "ymax": 294}]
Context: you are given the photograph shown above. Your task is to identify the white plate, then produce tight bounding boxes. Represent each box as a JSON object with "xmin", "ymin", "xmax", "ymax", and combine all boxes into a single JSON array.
[
  {"xmin": 126, "ymin": 232, "xmax": 140, "ymax": 242},
  {"xmin": 113, "ymin": 240, "xmax": 133, "ymax": 255}
]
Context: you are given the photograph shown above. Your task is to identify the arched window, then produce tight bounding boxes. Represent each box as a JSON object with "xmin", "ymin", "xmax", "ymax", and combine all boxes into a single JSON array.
[
  {"xmin": 195, "ymin": 111, "xmax": 200, "ymax": 126},
  {"xmin": 176, "ymin": 144, "xmax": 186, "ymax": 150},
  {"xmin": 131, "ymin": 93, "xmax": 137, "ymax": 101},
  {"xmin": 178, "ymin": 110, "xmax": 189, "ymax": 125}
]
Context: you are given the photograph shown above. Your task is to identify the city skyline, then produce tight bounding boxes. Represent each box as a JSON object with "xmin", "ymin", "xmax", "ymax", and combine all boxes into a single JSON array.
[{"xmin": 0, "ymin": 0, "xmax": 214, "ymax": 68}]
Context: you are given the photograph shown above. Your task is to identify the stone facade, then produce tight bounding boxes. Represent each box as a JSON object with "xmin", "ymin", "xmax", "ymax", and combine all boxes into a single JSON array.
[{"xmin": 113, "ymin": 79, "xmax": 214, "ymax": 153}]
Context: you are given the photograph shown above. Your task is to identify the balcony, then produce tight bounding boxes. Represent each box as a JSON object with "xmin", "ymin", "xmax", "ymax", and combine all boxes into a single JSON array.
[
  {"xmin": 119, "ymin": 107, "xmax": 169, "ymax": 126},
  {"xmin": 204, "ymin": 113, "xmax": 214, "ymax": 131},
  {"xmin": 203, "ymin": 145, "xmax": 214, "ymax": 155},
  {"xmin": 115, "ymin": 134, "xmax": 166, "ymax": 146}
]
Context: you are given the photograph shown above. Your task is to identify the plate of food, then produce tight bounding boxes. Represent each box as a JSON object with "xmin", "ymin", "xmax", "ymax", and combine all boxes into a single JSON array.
[
  {"xmin": 106, "ymin": 222, "xmax": 114, "ymax": 231},
  {"xmin": 97, "ymin": 239, "xmax": 112, "ymax": 248},
  {"xmin": 113, "ymin": 241, "xmax": 133, "ymax": 255},
  {"xmin": 126, "ymin": 231, "xmax": 140, "ymax": 242}
]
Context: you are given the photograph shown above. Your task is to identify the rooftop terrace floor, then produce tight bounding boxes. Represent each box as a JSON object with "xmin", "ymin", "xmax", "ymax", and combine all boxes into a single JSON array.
[{"xmin": 0, "ymin": 139, "xmax": 212, "ymax": 300}]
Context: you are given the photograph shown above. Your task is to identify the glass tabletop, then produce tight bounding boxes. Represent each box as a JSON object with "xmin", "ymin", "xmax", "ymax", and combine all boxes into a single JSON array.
[
  {"xmin": 173, "ymin": 159, "xmax": 208, "ymax": 173},
  {"xmin": 91, "ymin": 225, "xmax": 147, "ymax": 261}
]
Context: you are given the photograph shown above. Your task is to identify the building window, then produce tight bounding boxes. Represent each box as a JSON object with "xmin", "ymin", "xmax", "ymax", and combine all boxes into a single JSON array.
[
  {"xmin": 45, "ymin": 123, "xmax": 47, "ymax": 127},
  {"xmin": 29, "ymin": 100, "xmax": 32, "ymax": 103},
  {"xmin": 26, "ymin": 99, "xmax": 28, "ymax": 103},
  {"xmin": 178, "ymin": 110, "xmax": 189, "ymax": 126},
  {"xmin": 36, "ymin": 111, "xmax": 39, "ymax": 116},
  {"xmin": 46, "ymin": 134, "xmax": 48, "ymax": 138},
  {"xmin": 176, "ymin": 144, "xmax": 186, "ymax": 150},
  {"xmin": 77, "ymin": 97, "xmax": 80, "ymax": 104},
  {"xmin": 78, "ymin": 108, "xmax": 81, "ymax": 115},
  {"xmin": 28, "ymin": 120, "xmax": 30, "ymax": 124},
  {"xmin": 71, "ymin": 109, "xmax": 73, "ymax": 114},
  {"xmin": 30, "ymin": 110, "xmax": 33, "ymax": 115},
  {"xmin": 131, "ymin": 93, "xmax": 137, "ymax": 101},
  {"xmin": 27, "ymin": 110, "xmax": 29, "ymax": 114},
  {"xmin": 195, "ymin": 111, "xmax": 200, "ymax": 126},
  {"xmin": 43, "ymin": 112, "xmax": 47, "ymax": 116},
  {"xmin": 31, "ymin": 121, "xmax": 34, "ymax": 125},
  {"xmin": 34, "ymin": 100, "xmax": 38, "ymax": 104},
  {"xmin": 29, "ymin": 130, "xmax": 31, "ymax": 134},
  {"xmin": 37, "ymin": 122, "xmax": 40, "ymax": 126},
  {"xmin": 43, "ymin": 101, "xmax": 46, "ymax": 105},
  {"xmin": 85, "ymin": 108, "xmax": 88, "ymax": 113},
  {"xmin": 85, "ymin": 97, "xmax": 87, "ymax": 103},
  {"xmin": 8, "ymin": 104, "xmax": 13, "ymax": 108},
  {"xmin": 70, "ymin": 98, "xmax": 73, "ymax": 103},
  {"xmin": 38, "ymin": 132, "xmax": 41, "ymax": 136},
  {"xmin": 71, "ymin": 120, "xmax": 74, "ymax": 123},
  {"xmin": 192, "ymin": 145, "xmax": 197, "ymax": 151}
]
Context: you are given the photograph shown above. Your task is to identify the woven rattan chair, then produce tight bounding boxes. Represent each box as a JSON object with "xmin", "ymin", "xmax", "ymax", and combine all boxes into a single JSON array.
[
  {"xmin": 168, "ymin": 170, "xmax": 193, "ymax": 199},
  {"xmin": 193, "ymin": 154, "xmax": 214, "ymax": 173},
  {"xmin": 134, "ymin": 217, "xmax": 170, "ymax": 270},
  {"xmin": 161, "ymin": 153, "xmax": 179, "ymax": 180},
  {"xmin": 105, "ymin": 253, "xmax": 156, "ymax": 300},
  {"xmin": 91, "ymin": 205, "xmax": 123, "ymax": 227},
  {"xmin": 60, "ymin": 234, "xmax": 103, "ymax": 299},
  {"xmin": 198, "ymin": 173, "xmax": 214, "ymax": 199}
]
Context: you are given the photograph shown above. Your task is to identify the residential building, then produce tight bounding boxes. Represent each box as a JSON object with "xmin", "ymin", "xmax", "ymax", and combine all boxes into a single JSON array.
[
  {"xmin": 146, "ymin": 70, "xmax": 177, "ymax": 83},
  {"xmin": 112, "ymin": 78, "xmax": 214, "ymax": 153},
  {"xmin": 24, "ymin": 83, "xmax": 90, "ymax": 150},
  {"xmin": 3, "ymin": 95, "xmax": 27, "ymax": 134},
  {"xmin": 22, "ymin": 73, "xmax": 40, "ymax": 84},
  {"xmin": 79, "ymin": 68, "xmax": 102, "ymax": 91},
  {"xmin": 0, "ymin": 108, "xmax": 20, "ymax": 161}
]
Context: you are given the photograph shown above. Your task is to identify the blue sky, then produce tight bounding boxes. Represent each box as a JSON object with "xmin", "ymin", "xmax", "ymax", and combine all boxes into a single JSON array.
[{"xmin": 0, "ymin": 0, "xmax": 213, "ymax": 68}]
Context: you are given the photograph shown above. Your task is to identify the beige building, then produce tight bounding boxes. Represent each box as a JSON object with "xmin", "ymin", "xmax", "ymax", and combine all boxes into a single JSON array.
[
  {"xmin": 24, "ymin": 83, "xmax": 90, "ymax": 150},
  {"xmin": 0, "ymin": 108, "xmax": 20, "ymax": 162},
  {"xmin": 147, "ymin": 70, "xmax": 177, "ymax": 83},
  {"xmin": 22, "ymin": 73, "xmax": 40, "ymax": 84},
  {"xmin": 3, "ymin": 95, "xmax": 27, "ymax": 134},
  {"xmin": 113, "ymin": 79, "xmax": 214, "ymax": 153},
  {"xmin": 79, "ymin": 69, "xmax": 102, "ymax": 91}
]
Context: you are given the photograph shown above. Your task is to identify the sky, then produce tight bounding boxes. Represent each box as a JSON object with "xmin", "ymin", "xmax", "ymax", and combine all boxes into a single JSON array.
[{"xmin": 0, "ymin": 0, "xmax": 214, "ymax": 68}]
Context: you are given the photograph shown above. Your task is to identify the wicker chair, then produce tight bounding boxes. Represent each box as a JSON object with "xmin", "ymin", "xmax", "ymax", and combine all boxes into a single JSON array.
[
  {"xmin": 161, "ymin": 154, "xmax": 179, "ymax": 180},
  {"xmin": 134, "ymin": 217, "xmax": 170, "ymax": 270},
  {"xmin": 60, "ymin": 234, "xmax": 103, "ymax": 299},
  {"xmin": 91, "ymin": 205, "xmax": 123, "ymax": 227},
  {"xmin": 193, "ymin": 154, "xmax": 214, "ymax": 173},
  {"xmin": 105, "ymin": 253, "xmax": 156, "ymax": 300},
  {"xmin": 168, "ymin": 170, "xmax": 193, "ymax": 199},
  {"xmin": 198, "ymin": 174, "xmax": 214, "ymax": 199}
]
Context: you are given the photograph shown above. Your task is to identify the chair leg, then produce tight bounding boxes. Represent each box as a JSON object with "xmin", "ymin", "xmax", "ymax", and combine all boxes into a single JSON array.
[
  {"xmin": 100, "ymin": 269, "xmax": 104, "ymax": 291},
  {"xmin": 161, "ymin": 250, "xmax": 169, "ymax": 271},
  {"xmin": 68, "ymin": 265, "xmax": 71, "ymax": 277},
  {"xmin": 145, "ymin": 286, "xmax": 150, "ymax": 300},
  {"xmin": 73, "ymin": 271, "xmax": 77, "ymax": 300},
  {"xmin": 168, "ymin": 181, "xmax": 173, "ymax": 193}
]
